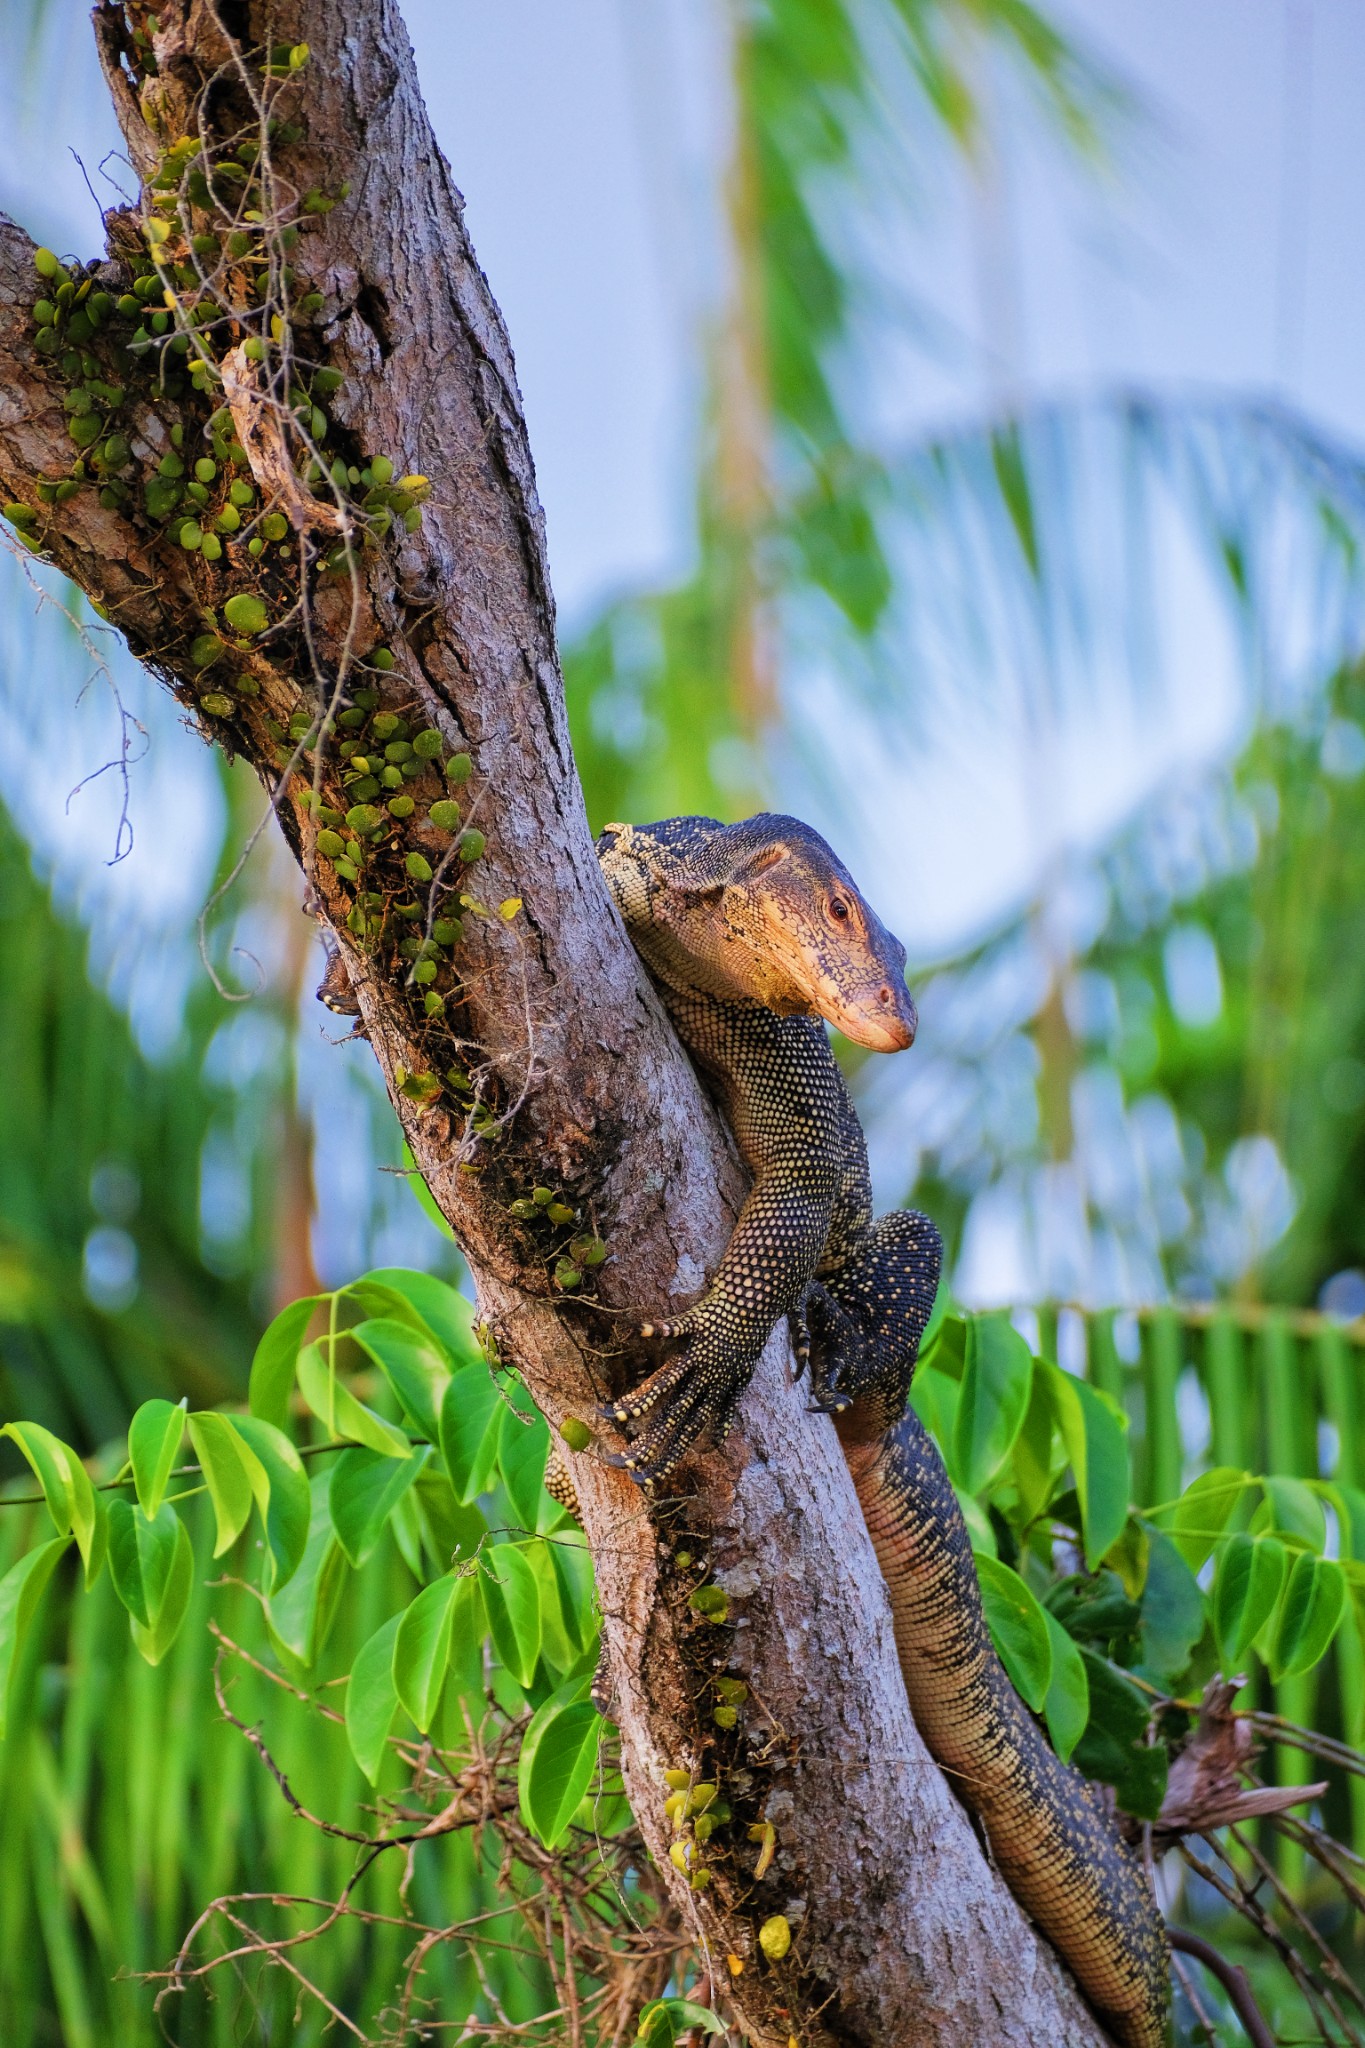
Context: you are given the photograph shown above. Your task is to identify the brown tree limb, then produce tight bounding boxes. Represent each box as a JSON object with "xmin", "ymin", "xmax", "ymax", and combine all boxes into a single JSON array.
[
  {"xmin": 1166, "ymin": 1929, "xmax": 1275, "ymax": 2048},
  {"xmin": 0, "ymin": 4, "xmax": 1109, "ymax": 2041}
]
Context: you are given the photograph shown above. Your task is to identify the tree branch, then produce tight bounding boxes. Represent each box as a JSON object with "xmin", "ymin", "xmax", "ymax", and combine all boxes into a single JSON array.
[{"xmin": 0, "ymin": 4, "xmax": 1107, "ymax": 2041}]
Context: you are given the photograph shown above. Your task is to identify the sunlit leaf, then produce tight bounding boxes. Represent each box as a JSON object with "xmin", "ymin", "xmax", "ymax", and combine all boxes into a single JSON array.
[
  {"xmin": 1165, "ymin": 1467, "xmax": 1248, "ymax": 1572},
  {"xmin": 445, "ymin": 1566, "xmax": 488, "ymax": 1698},
  {"xmin": 226, "ymin": 1415, "xmax": 311, "ymax": 1592},
  {"xmin": 1264, "ymin": 1476, "xmax": 1327, "ymax": 1555},
  {"xmin": 1041, "ymin": 1608, "xmax": 1089, "ymax": 1762},
  {"xmin": 346, "ymin": 1611, "xmax": 402, "ymax": 1784},
  {"xmin": 266, "ymin": 1472, "xmax": 348, "ymax": 1667},
  {"xmin": 952, "ymin": 1313, "xmax": 1033, "ymax": 1493},
  {"xmin": 393, "ymin": 1575, "xmax": 460, "ymax": 1733},
  {"xmin": 349, "ymin": 1317, "xmax": 451, "ymax": 1443},
  {"xmin": 524, "ymin": 1538, "xmax": 579, "ymax": 1673},
  {"xmin": 636, "ymin": 2000, "xmax": 724, "ymax": 2044},
  {"xmin": 1269, "ymin": 1554, "xmax": 1346, "ymax": 1681},
  {"xmin": 0, "ymin": 1538, "xmax": 70, "ymax": 1739},
  {"xmin": 976, "ymin": 1554, "xmax": 1051, "ymax": 1712},
  {"xmin": 107, "ymin": 1497, "xmax": 181, "ymax": 1630},
  {"xmin": 248, "ymin": 1294, "xmax": 320, "ymax": 1429},
  {"xmin": 482, "ymin": 1544, "xmax": 541, "ymax": 1687},
  {"xmin": 499, "ymin": 1400, "xmax": 552, "ymax": 1534},
  {"xmin": 186, "ymin": 1411, "xmax": 256, "ymax": 1557},
  {"xmin": 127, "ymin": 1398, "xmax": 187, "ymax": 1518},
  {"xmin": 956, "ymin": 1483, "xmax": 998, "ymax": 1557},
  {"xmin": 329, "ymin": 1445, "xmax": 428, "ymax": 1568},
  {"xmin": 1010, "ymin": 1368, "xmax": 1058, "ymax": 1524},
  {"xmin": 1043, "ymin": 1363, "xmax": 1129, "ymax": 1570},
  {"xmin": 2, "ymin": 1422, "xmax": 105, "ymax": 1586},
  {"xmin": 128, "ymin": 1516, "xmax": 194, "ymax": 1667},
  {"xmin": 908, "ymin": 1364, "xmax": 959, "ymax": 1452},
  {"xmin": 518, "ymin": 1672, "xmax": 600, "ymax": 1847},
  {"xmin": 439, "ymin": 1364, "xmax": 505, "ymax": 1503},
  {"xmin": 353, "ymin": 1267, "xmax": 479, "ymax": 1365},
  {"xmin": 296, "ymin": 1341, "xmax": 412, "ymax": 1458},
  {"xmin": 1333, "ymin": 1484, "xmax": 1365, "ymax": 1563},
  {"xmin": 1213, "ymin": 1532, "xmax": 1287, "ymax": 1670},
  {"xmin": 547, "ymin": 1529, "xmax": 596, "ymax": 1653}
]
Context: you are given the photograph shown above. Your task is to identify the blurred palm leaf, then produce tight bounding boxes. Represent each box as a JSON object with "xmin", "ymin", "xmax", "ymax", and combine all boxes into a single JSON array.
[{"xmin": 0, "ymin": 797, "xmax": 283, "ymax": 1448}]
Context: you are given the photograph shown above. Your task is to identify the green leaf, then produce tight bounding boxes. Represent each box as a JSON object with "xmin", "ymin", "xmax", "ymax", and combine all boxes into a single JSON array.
[
  {"xmin": 265, "ymin": 1472, "xmax": 348, "ymax": 1667},
  {"xmin": 636, "ymin": 2002, "xmax": 724, "ymax": 2043},
  {"xmin": 107, "ymin": 1497, "xmax": 181, "ymax": 1630},
  {"xmin": 398, "ymin": 1144, "xmax": 458, "ymax": 1241},
  {"xmin": 346, "ymin": 1611, "xmax": 402, "ymax": 1784},
  {"xmin": 353, "ymin": 1266, "xmax": 479, "ymax": 1365},
  {"xmin": 128, "ymin": 1516, "xmax": 194, "ymax": 1667},
  {"xmin": 227, "ymin": 1415, "xmax": 311, "ymax": 1592},
  {"xmin": 0, "ymin": 1538, "xmax": 70, "ymax": 1739},
  {"xmin": 296, "ymin": 1342, "xmax": 413, "ymax": 1458},
  {"xmin": 1071, "ymin": 1650, "xmax": 1167, "ymax": 1818},
  {"xmin": 482, "ymin": 1544, "xmax": 541, "ymax": 1686},
  {"xmin": 1138, "ymin": 1532, "xmax": 1205, "ymax": 1681},
  {"xmin": 349, "ymin": 1317, "xmax": 451, "ymax": 1442},
  {"xmin": 524, "ymin": 1538, "xmax": 580, "ymax": 1673},
  {"xmin": 499, "ymin": 1400, "xmax": 552, "ymax": 1533},
  {"xmin": 956, "ymin": 1483, "xmax": 998, "ymax": 1558},
  {"xmin": 1, "ymin": 1422, "xmax": 105, "ymax": 1586},
  {"xmin": 1011, "ymin": 1368, "xmax": 1058, "ymax": 1525},
  {"xmin": 329, "ymin": 1445, "xmax": 428, "ymax": 1568},
  {"xmin": 412, "ymin": 1467, "xmax": 488, "ymax": 1571},
  {"xmin": 1265, "ymin": 1476, "xmax": 1327, "ymax": 1555},
  {"xmin": 445, "ymin": 1565, "xmax": 488, "ymax": 1698},
  {"xmin": 1269, "ymin": 1554, "xmax": 1346, "ymax": 1681},
  {"xmin": 1044, "ymin": 1363, "xmax": 1130, "ymax": 1570},
  {"xmin": 914, "ymin": 1277, "xmax": 951, "ymax": 1361},
  {"xmin": 127, "ymin": 1397, "xmax": 187, "ymax": 1517},
  {"xmin": 1042, "ymin": 1609, "xmax": 1089, "ymax": 1762},
  {"xmin": 637, "ymin": 2008, "xmax": 673, "ymax": 2048},
  {"xmin": 1332, "ymin": 1484, "xmax": 1365, "ymax": 1563},
  {"xmin": 1166, "ymin": 1467, "xmax": 1248, "ymax": 1571},
  {"xmin": 518, "ymin": 1675, "xmax": 601, "ymax": 1847},
  {"xmin": 919, "ymin": 1311, "xmax": 967, "ymax": 1382},
  {"xmin": 636, "ymin": 2001, "xmax": 724, "ymax": 2047},
  {"xmin": 1213, "ymin": 1533, "xmax": 1287, "ymax": 1670},
  {"xmin": 393, "ymin": 1575, "xmax": 460, "ymax": 1732},
  {"xmin": 186, "ymin": 1411, "xmax": 256, "ymax": 1557},
  {"xmin": 547, "ymin": 1529, "xmax": 596, "ymax": 1653},
  {"xmin": 249, "ymin": 1293, "xmax": 320, "ymax": 1429},
  {"xmin": 908, "ymin": 1364, "xmax": 959, "ymax": 1452},
  {"xmin": 952, "ymin": 1313, "xmax": 1033, "ymax": 1492},
  {"xmin": 976, "ymin": 1554, "xmax": 1052, "ymax": 1712},
  {"xmin": 439, "ymin": 1364, "xmax": 505, "ymax": 1502}
]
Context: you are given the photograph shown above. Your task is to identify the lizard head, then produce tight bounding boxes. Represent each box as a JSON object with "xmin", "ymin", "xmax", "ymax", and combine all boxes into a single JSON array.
[{"xmin": 671, "ymin": 815, "xmax": 918, "ymax": 1052}]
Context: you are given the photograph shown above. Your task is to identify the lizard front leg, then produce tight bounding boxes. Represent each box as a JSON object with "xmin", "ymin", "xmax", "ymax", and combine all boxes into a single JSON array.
[{"xmin": 600, "ymin": 1162, "xmax": 839, "ymax": 1483}]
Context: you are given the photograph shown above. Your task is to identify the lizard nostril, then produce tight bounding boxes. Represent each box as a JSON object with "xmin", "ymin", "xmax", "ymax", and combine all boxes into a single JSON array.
[{"xmin": 878, "ymin": 986, "xmax": 892, "ymax": 1006}]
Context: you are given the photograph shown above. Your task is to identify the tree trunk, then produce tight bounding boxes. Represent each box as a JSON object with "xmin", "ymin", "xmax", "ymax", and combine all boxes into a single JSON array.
[{"xmin": 0, "ymin": 4, "xmax": 1106, "ymax": 2041}]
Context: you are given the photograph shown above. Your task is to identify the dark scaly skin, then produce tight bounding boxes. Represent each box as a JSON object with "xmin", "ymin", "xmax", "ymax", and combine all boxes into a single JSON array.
[{"xmin": 593, "ymin": 814, "xmax": 1170, "ymax": 2048}]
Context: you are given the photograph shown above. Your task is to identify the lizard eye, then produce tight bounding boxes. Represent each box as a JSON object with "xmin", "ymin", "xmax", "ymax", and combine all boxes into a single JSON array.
[{"xmin": 828, "ymin": 897, "xmax": 850, "ymax": 922}]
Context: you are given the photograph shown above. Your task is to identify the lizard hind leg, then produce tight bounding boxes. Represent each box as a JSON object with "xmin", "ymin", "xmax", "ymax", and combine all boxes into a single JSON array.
[{"xmin": 810, "ymin": 1208, "xmax": 944, "ymax": 1432}]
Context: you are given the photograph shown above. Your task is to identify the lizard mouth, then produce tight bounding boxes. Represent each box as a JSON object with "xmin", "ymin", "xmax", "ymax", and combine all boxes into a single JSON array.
[{"xmin": 823, "ymin": 980, "xmax": 917, "ymax": 1053}]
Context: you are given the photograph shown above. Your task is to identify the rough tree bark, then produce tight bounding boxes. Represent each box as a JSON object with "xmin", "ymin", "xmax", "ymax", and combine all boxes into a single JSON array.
[{"xmin": 0, "ymin": 5, "xmax": 1107, "ymax": 2043}]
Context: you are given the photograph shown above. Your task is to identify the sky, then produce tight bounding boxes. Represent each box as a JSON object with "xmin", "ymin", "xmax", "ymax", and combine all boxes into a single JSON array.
[{"xmin": 1, "ymin": 0, "xmax": 1363, "ymax": 967}]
